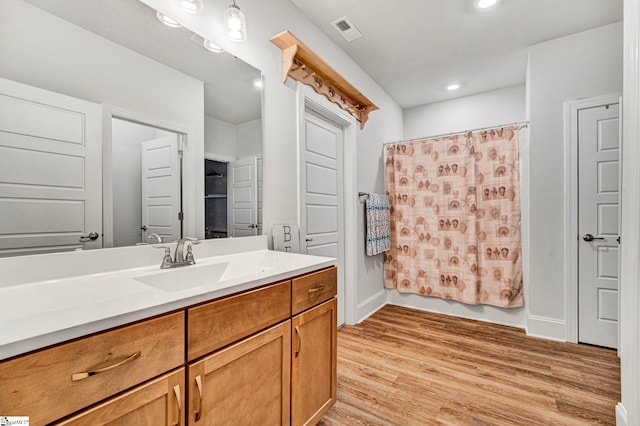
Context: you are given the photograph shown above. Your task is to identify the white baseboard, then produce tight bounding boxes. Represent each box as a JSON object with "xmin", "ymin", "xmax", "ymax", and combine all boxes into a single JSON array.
[
  {"xmin": 616, "ymin": 403, "xmax": 627, "ymax": 426},
  {"xmin": 356, "ymin": 290, "xmax": 387, "ymax": 323},
  {"xmin": 526, "ymin": 314, "xmax": 566, "ymax": 341}
]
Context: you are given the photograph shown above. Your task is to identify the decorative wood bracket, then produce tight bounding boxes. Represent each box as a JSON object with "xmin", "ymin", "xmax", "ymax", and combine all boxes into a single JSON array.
[{"xmin": 270, "ymin": 30, "xmax": 378, "ymax": 130}]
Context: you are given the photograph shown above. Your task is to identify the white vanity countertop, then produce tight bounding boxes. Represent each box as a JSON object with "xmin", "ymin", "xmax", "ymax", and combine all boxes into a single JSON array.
[{"xmin": 0, "ymin": 239, "xmax": 335, "ymax": 360}]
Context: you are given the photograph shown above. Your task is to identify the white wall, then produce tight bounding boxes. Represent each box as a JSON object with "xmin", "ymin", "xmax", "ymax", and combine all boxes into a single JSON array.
[
  {"xmin": 394, "ymin": 85, "xmax": 527, "ymax": 327},
  {"xmin": 205, "ymin": 116, "xmax": 237, "ymax": 159},
  {"xmin": 237, "ymin": 118, "xmax": 263, "ymax": 159},
  {"xmin": 526, "ymin": 22, "xmax": 623, "ymax": 339},
  {"xmin": 0, "ymin": 0, "xmax": 205, "ymax": 239},
  {"xmin": 404, "ymin": 85, "xmax": 526, "ymax": 139},
  {"xmin": 112, "ymin": 119, "xmax": 155, "ymax": 247},
  {"xmin": 144, "ymin": 0, "xmax": 404, "ymax": 322}
]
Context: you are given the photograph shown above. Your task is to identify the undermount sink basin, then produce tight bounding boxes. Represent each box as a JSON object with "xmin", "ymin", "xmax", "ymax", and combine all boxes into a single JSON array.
[{"xmin": 134, "ymin": 261, "xmax": 270, "ymax": 292}]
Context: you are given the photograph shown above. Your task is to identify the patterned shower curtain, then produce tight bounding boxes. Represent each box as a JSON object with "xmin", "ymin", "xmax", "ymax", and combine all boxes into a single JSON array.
[{"xmin": 383, "ymin": 126, "xmax": 523, "ymax": 308}]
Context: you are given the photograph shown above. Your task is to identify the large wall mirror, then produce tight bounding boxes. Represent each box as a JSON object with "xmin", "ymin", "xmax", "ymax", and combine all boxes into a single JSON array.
[{"xmin": 0, "ymin": 0, "xmax": 263, "ymax": 257}]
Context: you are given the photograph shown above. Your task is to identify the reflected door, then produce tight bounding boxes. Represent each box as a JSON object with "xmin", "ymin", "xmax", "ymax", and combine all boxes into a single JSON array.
[
  {"xmin": 578, "ymin": 103, "xmax": 620, "ymax": 349},
  {"xmin": 141, "ymin": 137, "xmax": 181, "ymax": 243},
  {"xmin": 229, "ymin": 158, "xmax": 258, "ymax": 237},
  {"xmin": 0, "ymin": 77, "xmax": 102, "ymax": 256}
]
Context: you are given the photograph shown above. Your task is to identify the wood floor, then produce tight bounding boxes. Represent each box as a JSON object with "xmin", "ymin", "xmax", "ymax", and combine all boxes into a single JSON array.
[{"xmin": 318, "ymin": 305, "xmax": 620, "ymax": 426}]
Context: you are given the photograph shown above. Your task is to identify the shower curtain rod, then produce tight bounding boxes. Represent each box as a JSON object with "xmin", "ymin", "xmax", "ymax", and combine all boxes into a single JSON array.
[{"xmin": 383, "ymin": 120, "xmax": 530, "ymax": 146}]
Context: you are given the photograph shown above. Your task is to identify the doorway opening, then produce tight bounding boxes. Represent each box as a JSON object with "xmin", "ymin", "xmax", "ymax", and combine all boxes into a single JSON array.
[
  {"xmin": 205, "ymin": 159, "xmax": 228, "ymax": 239},
  {"xmin": 103, "ymin": 114, "xmax": 186, "ymax": 248},
  {"xmin": 564, "ymin": 93, "xmax": 622, "ymax": 349}
]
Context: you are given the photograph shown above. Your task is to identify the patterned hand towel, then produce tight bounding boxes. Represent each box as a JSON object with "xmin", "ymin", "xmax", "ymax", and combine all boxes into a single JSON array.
[{"xmin": 366, "ymin": 193, "xmax": 391, "ymax": 256}]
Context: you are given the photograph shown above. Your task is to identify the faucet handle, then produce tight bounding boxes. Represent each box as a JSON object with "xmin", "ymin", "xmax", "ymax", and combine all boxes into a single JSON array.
[
  {"xmin": 185, "ymin": 244, "xmax": 196, "ymax": 264},
  {"xmin": 153, "ymin": 245, "xmax": 173, "ymax": 269}
]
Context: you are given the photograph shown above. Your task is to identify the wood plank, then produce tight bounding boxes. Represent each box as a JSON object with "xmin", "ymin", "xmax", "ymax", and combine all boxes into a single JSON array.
[
  {"xmin": 319, "ymin": 305, "xmax": 620, "ymax": 426},
  {"xmin": 187, "ymin": 280, "xmax": 290, "ymax": 361}
]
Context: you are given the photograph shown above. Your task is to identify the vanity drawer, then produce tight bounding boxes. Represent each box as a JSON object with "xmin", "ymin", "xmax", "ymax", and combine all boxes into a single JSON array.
[
  {"xmin": 0, "ymin": 312, "xmax": 185, "ymax": 426},
  {"xmin": 292, "ymin": 267, "xmax": 337, "ymax": 315},
  {"xmin": 187, "ymin": 280, "xmax": 291, "ymax": 361}
]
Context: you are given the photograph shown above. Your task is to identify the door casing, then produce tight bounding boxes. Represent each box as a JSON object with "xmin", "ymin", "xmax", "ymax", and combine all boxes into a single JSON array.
[
  {"xmin": 563, "ymin": 93, "xmax": 622, "ymax": 345},
  {"xmin": 297, "ymin": 84, "xmax": 357, "ymax": 326}
]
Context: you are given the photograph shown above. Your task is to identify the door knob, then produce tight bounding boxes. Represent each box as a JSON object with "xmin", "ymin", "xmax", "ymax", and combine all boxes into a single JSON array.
[
  {"xmin": 79, "ymin": 232, "xmax": 100, "ymax": 242},
  {"xmin": 583, "ymin": 233, "xmax": 605, "ymax": 242},
  {"xmin": 305, "ymin": 238, "xmax": 313, "ymax": 242},
  {"xmin": 141, "ymin": 225, "xmax": 148, "ymax": 231}
]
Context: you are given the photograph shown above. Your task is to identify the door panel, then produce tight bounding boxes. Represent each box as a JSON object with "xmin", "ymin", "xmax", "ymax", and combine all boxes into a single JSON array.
[
  {"xmin": 229, "ymin": 157, "xmax": 258, "ymax": 237},
  {"xmin": 141, "ymin": 137, "xmax": 181, "ymax": 243},
  {"xmin": 0, "ymin": 77, "xmax": 102, "ymax": 256},
  {"xmin": 300, "ymin": 111, "xmax": 345, "ymax": 325},
  {"xmin": 578, "ymin": 103, "xmax": 620, "ymax": 349}
]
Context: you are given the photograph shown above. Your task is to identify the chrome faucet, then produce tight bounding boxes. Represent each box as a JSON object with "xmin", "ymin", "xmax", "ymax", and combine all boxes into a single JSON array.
[
  {"xmin": 154, "ymin": 237, "xmax": 200, "ymax": 269},
  {"xmin": 147, "ymin": 233, "xmax": 163, "ymax": 244}
]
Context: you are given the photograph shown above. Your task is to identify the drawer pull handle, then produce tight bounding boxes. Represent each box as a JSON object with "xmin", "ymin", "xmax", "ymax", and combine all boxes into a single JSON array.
[
  {"xmin": 308, "ymin": 284, "xmax": 326, "ymax": 294},
  {"xmin": 173, "ymin": 384, "xmax": 182, "ymax": 426},
  {"xmin": 295, "ymin": 326, "xmax": 301, "ymax": 356},
  {"xmin": 71, "ymin": 351, "xmax": 141, "ymax": 381},
  {"xmin": 194, "ymin": 375, "xmax": 203, "ymax": 422}
]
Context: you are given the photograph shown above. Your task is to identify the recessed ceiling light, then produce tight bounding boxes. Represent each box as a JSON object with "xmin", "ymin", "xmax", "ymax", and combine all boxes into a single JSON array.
[
  {"xmin": 253, "ymin": 80, "xmax": 263, "ymax": 89},
  {"xmin": 475, "ymin": 0, "xmax": 499, "ymax": 9},
  {"xmin": 156, "ymin": 11, "xmax": 182, "ymax": 28},
  {"xmin": 203, "ymin": 39, "xmax": 224, "ymax": 53},
  {"xmin": 446, "ymin": 83, "xmax": 461, "ymax": 91},
  {"xmin": 176, "ymin": 0, "xmax": 204, "ymax": 14}
]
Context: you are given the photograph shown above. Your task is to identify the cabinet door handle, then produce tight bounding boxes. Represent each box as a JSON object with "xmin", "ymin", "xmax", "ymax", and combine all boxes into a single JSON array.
[
  {"xmin": 173, "ymin": 384, "xmax": 182, "ymax": 426},
  {"xmin": 194, "ymin": 375, "xmax": 203, "ymax": 422},
  {"xmin": 295, "ymin": 326, "xmax": 301, "ymax": 357},
  {"xmin": 71, "ymin": 351, "xmax": 141, "ymax": 381},
  {"xmin": 308, "ymin": 284, "xmax": 326, "ymax": 294}
]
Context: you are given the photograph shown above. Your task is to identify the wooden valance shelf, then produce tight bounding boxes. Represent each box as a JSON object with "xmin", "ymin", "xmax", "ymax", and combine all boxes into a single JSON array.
[{"xmin": 271, "ymin": 30, "xmax": 378, "ymax": 129}]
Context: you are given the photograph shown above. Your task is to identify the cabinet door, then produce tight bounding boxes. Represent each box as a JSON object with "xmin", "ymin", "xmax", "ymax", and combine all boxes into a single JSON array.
[
  {"xmin": 188, "ymin": 321, "xmax": 291, "ymax": 425},
  {"xmin": 291, "ymin": 298, "xmax": 337, "ymax": 426},
  {"xmin": 56, "ymin": 368, "xmax": 185, "ymax": 426}
]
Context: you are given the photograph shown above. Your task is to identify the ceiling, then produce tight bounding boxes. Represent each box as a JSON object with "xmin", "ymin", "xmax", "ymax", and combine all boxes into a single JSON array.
[
  {"xmin": 291, "ymin": 0, "xmax": 623, "ymax": 109},
  {"xmin": 23, "ymin": 0, "xmax": 262, "ymax": 124}
]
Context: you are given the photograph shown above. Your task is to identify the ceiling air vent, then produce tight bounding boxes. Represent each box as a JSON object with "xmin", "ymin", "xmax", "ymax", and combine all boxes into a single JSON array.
[{"xmin": 330, "ymin": 16, "xmax": 362, "ymax": 42}]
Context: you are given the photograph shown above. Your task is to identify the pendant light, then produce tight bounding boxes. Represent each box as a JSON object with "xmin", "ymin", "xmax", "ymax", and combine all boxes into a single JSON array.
[
  {"xmin": 176, "ymin": 0, "xmax": 204, "ymax": 14},
  {"xmin": 224, "ymin": 0, "xmax": 247, "ymax": 42}
]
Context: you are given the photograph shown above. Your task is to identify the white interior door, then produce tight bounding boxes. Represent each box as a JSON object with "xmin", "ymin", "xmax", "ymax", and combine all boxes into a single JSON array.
[
  {"xmin": 0, "ymin": 77, "xmax": 102, "ymax": 256},
  {"xmin": 141, "ymin": 137, "xmax": 181, "ymax": 243},
  {"xmin": 300, "ymin": 110, "xmax": 345, "ymax": 325},
  {"xmin": 230, "ymin": 157, "xmax": 258, "ymax": 237},
  {"xmin": 578, "ymin": 103, "xmax": 620, "ymax": 349}
]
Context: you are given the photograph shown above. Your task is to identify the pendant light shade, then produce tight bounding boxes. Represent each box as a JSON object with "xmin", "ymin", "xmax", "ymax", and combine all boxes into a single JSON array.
[
  {"xmin": 176, "ymin": 0, "xmax": 203, "ymax": 14},
  {"xmin": 224, "ymin": 1, "xmax": 247, "ymax": 42}
]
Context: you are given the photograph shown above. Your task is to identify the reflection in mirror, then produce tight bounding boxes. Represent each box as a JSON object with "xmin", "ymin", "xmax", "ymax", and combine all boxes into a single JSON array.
[{"xmin": 0, "ymin": 0, "xmax": 262, "ymax": 257}]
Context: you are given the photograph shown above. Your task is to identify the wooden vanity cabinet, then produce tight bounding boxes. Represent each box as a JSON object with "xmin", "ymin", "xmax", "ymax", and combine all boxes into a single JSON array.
[
  {"xmin": 0, "ymin": 312, "xmax": 185, "ymax": 426},
  {"xmin": 291, "ymin": 298, "xmax": 337, "ymax": 426},
  {"xmin": 187, "ymin": 322, "xmax": 292, "ymax": 425},
  {"xmin": 0, "ymin": 266, "xmax": 337, "ymax": 426},
  {"xmin": 55, "ymin": 368, "xmax": 185, "ymax": 426},
  {"xmin": 290, "ymin": 267, "xmax": 338, "ymax": 426}
]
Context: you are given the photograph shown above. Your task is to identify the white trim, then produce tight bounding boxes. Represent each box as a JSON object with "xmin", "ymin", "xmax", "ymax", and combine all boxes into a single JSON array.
[
  {"xmin": 563, "ymin": 93, "xmax": 622, "ymax": 344},
  {"xmin": 617, "ymin": 403, "xmax": 628, "ymax": 426},
  {"xmin": 204, "ymin": 152, "xmax": 235, "ymax": 163},
  {"xmin": 620, "ymin": 0, "xmax": 640, "ymax": 422},
  {"xmin": 357, "ymin": 291, "xmax": 388, "ymax": 323},
  {"xmin": 102, "ymin": 104, "xmax": 197, "ymax": 247},
  {"xmin": 525, "ymin": 314, "xmax": 566, "ymax": 342},
  {"xmin": 297, "ymin": 84, "xmax": 358, "ymax": 326}
]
